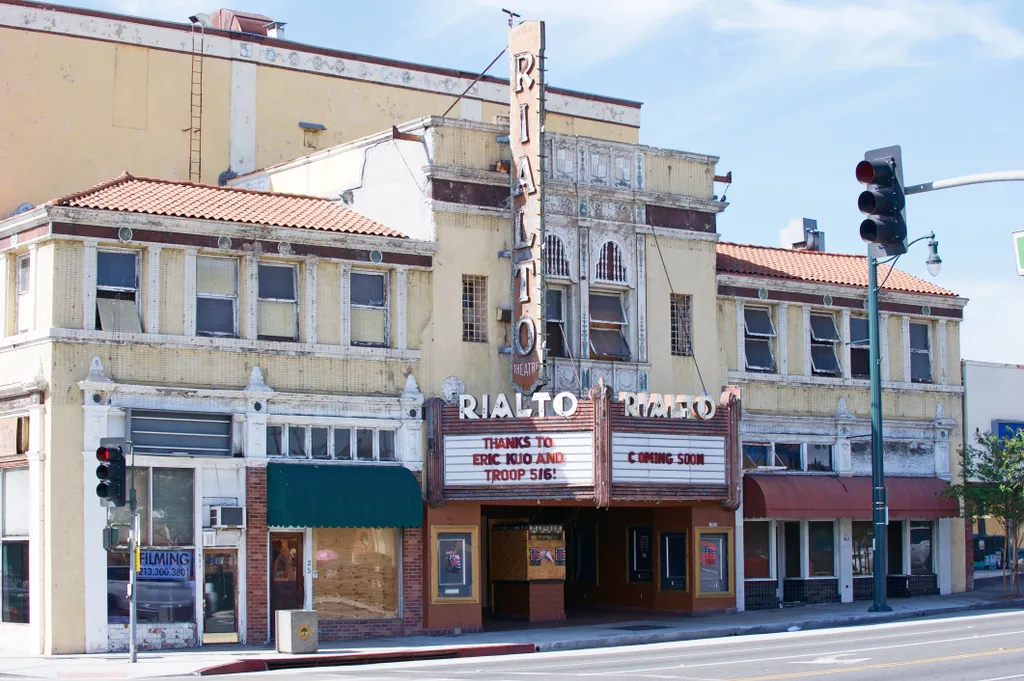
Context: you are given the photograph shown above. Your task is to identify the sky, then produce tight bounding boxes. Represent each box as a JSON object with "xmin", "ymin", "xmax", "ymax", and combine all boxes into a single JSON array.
[{"xmin": 61, "ymin": 0, "xmax": 1024, "ymax": 364}]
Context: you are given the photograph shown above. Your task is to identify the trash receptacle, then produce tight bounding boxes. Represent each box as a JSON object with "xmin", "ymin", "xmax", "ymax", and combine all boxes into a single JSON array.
[{"xmin": 276, "ymin": 610, "xmax": 318, "ymax": 653}]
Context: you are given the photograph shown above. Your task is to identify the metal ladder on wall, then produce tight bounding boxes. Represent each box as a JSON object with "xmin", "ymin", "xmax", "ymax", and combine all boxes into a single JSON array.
[{"xmin": 187, "ymin": 23, "xmax": 205, "ymax": 183}]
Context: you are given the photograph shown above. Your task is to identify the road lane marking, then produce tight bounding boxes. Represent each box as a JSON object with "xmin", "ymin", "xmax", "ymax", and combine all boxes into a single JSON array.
[
  {"xmin": 978, "ymin": 675, "xmax": 1024, "ymax": 681},
  {"xmin": 790, "ymin": 655, "xmax": 870, "ymax": 665},
  {"xmin": 724, "ymin": 645, "xmax": 1024, "ymax": 681}
]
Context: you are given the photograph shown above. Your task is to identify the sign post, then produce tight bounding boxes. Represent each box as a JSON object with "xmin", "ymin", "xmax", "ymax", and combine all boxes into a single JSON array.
[{"xmin": 509, "ymin": 19, "xmax": 546, "ymax": 395}]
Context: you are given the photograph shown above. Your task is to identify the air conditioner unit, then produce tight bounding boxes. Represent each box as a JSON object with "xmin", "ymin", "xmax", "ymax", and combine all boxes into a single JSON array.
[{"xmin": 210, "ymin": 506, "xmax": 246, "ymax": 528}]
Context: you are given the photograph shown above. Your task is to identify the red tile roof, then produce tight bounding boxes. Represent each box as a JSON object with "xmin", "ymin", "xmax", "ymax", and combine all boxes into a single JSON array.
[
  {"xmin": 716, "ymin": 242, "xmax": 956, "ymax": 297},
  {"xmin": 48, "ymin": 173, "xmax": 405, "ymax": 238}
]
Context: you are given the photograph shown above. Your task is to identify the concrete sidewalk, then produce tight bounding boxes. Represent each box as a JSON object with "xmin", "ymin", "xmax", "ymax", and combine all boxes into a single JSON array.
[{"xmin": 2, "ymin": 584, "xmax": 1022, "ymax": 678}]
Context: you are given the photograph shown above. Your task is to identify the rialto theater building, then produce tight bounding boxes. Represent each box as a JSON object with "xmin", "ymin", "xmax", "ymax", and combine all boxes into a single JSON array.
[{"xmin": 235, "ymin": 19, "xmax": 746, "ymax": 630}]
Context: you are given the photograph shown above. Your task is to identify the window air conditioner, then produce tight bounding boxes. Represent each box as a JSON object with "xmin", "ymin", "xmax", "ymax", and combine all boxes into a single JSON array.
[{"xmin": 210, "ymin": 505, "xmax": 246, "ymax": 528}]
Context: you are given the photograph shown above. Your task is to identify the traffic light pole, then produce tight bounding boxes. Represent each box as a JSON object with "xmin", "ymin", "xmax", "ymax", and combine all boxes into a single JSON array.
[
  {"xmin": 128, "ymin": 440, "xmax": 138, "ymax": 664},
  {"xmin": 867, "ymin": 252, "xmax": 891, "ymax": 613}
]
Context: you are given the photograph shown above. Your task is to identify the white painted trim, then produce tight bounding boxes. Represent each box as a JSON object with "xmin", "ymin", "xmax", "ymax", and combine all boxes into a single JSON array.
[
  {"xmin": 184, "ymin": 248, "xmax": 198, "ymax": 336},
  {"xmin": 636, "ymin": 234, "xmax": 648, "ymax": 364},
  {"xmin": 229, "ymin": 60, "xmax": 257, "ymax": 176},
  {"xmin": 777, "ymin": 302, "xmax": 788, "ymax": 376},
  {"xmin": 902, "ymin": 316, "xmax": 912, "ymax": 384},
  {"xmin": 244, "ymin": 255, "xmax": 259, "ymax": 340},
  {"xmin": 27, "ymin": 245, "xmax": 38, "ymax": 332},
  {"xmin": 146, "ymin": 245, "xmax": 162, "ymax": 334},
  {"xmin": 734, "ymin": 505, "xmax": 745, "ymax": 611},
  {"xmin": 39, "ymin": 327, "xmax": 421, "ymax": 362},
  {"xmin": 339, "ymin": 263, "xmax": 352, "ymax": 347},
  {"xmin": 81, "ymin": 404, "xmax": 110, "ymax": 652},
  {"xmin": 726, "ymin": 370, "xmax": 964, "ymax": 396},
  {"xmin": 838, "ymin": 518, "xmax": 853, "ymax": 603},
  {"xmin": 938, "ymin": 518, "xmax": 953, "ymax": 595},
  {"xmin": 879, "ymin": 312, "xmax": 890, "ymax": 382},
  {"xmin": 395, "ymin": 269, "xmax": 408, "ymax": 351},
  {"xmin": 304, "ymin": 259, "xmax": 317, "ymax": 345},
  {"xmin": 801, "ymin": 305, "xmax": 812, "ymax": 376},
  {"xmin": 735, "ymin": 299, "xmax": 745, "ymax": 372},
  {"xmin": 716, "ymin": 274, "xmax": 965, "ymax": 310},
  {"xmin": 0, "ymin": 253, "xmax": 7, "ymax": 338},
  {"xmin": 938, "ymin": 319, "xmax": 948, "ymax": 385},
  {"xmin": 841, "ymin": 309, "xmax": 851, "ymax": 380}
]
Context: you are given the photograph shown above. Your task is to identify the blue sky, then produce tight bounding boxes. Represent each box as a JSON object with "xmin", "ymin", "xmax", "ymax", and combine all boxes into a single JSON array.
[{"xmin": 66, "ymin": 0, "xmax": 1024, "ymax": 364}]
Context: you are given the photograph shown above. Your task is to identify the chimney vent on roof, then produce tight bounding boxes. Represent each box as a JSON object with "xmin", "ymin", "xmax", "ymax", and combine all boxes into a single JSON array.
[
  {"xmin": 781, "ymin": 218, "xmax": 826, "ymax": 252},
  {"xmin": 265, "ymin": 21, "xmax": 286, "ymax": 39}
]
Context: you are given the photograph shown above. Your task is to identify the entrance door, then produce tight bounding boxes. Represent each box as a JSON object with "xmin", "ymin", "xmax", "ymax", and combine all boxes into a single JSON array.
[
  {"xmin": 779, "ymin": 521, "xmax": 801, "ymax": 603},
  {"xmin": 203, "ymin": 550, "xmax": 239, "ymax": 644},
  {"xmin": 269, "ymin": 533, "xmax": 304, "ymax": 638},
  {"xmin": 888, "ymin": 520, "xmax": 905, "ymax": 575}
]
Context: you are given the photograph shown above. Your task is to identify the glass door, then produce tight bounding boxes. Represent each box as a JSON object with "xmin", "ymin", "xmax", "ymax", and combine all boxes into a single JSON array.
[
  {"xmin": 203, "ymin": 550, "xmax": 238, "ymax": 644},
  {"xmin": 270, "ymin": 533, "xmax": 304, "ymax": 639}
]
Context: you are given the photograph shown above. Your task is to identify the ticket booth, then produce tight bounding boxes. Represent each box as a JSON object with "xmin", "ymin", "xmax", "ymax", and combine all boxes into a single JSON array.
[{"xmin": 489, "ymin": 524, "xmax": 566, "ymax": 622}]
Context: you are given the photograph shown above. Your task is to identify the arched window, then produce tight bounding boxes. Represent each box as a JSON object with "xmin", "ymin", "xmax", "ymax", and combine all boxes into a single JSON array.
[
  {"xmin": 595, "ymin": 241, "xmax": 626, "ymax": 283},
  {"xmin": 546, "ymin": 234, "xmax": 570, "ymax": 278}
]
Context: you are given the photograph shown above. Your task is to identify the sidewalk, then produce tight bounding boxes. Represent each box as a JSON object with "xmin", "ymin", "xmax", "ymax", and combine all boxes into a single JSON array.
[{"xmin": 2, "ymin": 583, "xmax": 1021, "ymax": 678}]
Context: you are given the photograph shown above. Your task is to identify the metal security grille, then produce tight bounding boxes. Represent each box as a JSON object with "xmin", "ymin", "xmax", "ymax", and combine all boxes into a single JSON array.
[
  {"xmin": 595, "ymin": 241, "xmax": 627, "ymax": 282},
  {"xmin": 670, "ymin": 294, "xmax": 693, "ymax": 356},
  {"xmin": 546, "ymin": 234, "xmax": 571, "ymax": 277},
  {"xmin": 462, "ymin": 275, "xmax": 487, "ymax": 343},
  {"xmin": 130, "ymin": 410, "xmax": 232, "ymax": 456}
]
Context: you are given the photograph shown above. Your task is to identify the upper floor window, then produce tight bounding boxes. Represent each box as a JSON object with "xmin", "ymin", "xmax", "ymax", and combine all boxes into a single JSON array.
[
  {"xmin": 743, "ymin": 307, "xmax": 776, "ymax": 373},
  {"xmin": 743, "ymin": 442, "xmax": 833, "ymax": 472},
  {"xmin": 670, "ymin": 294, "xmax": 693, "ymax": 357},
  {"xmin": 196, "ymin": 256, "xmax": 238, "ymax": 338},
  {"xmin": 96, "ymin": 250, "xmax": 142, "ymax": 333},
  {"xmin": 258, "ymin": 263, "xmax": 298, "ymax": 342},
  {"xmin": 910, "ymin": 321, "xmax": 932, "ymax": 383},
  {"xmin": 850, "ymin": 316, "xmax": 870, "ymax": 379},
  {"xmin": 266, "ymin": 423, "xmax": 397, "ymax": 462},
  {"xmin": 350, "ymin": 271, "xmax": 388, "ymax": 347},
  {"xmin": 809, "ymin": 312, "xmax": 841, "ymax": 376},
  {"xmin": 15, "ymin": 255, "xmax": 30, "ymax": 334},
  {"xmin": 462, "ymin": 275, "xmax": 487, "ymax": 343},
  {"xmin": 129, "ymin": 410, "xmax": 233, "ymax": 457},
  {"xmin": 595, "ymin": 241, "xmax": 626, "ymax": 283},
  {"xmin": 546, "ymin": 287, "xmax": 568, "ymax": 358},
  {"xmin": 546, "ymin": 234, "xmax": 571, "ymax": 278},
  {"xmin": 589, "ymin": 292, "xmax": 630, "ymax": 362}
]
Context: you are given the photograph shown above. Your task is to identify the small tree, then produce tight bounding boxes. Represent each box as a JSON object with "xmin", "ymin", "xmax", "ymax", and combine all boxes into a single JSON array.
[{"xmin": 947, "ymin": 430, "xmax": 1024, "ymax": 597}]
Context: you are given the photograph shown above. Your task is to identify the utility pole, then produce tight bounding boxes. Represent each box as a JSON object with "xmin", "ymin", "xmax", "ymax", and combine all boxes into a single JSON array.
[{"xmin": 128, "ymin": 440, "xmax": 138, "ymax": 664}]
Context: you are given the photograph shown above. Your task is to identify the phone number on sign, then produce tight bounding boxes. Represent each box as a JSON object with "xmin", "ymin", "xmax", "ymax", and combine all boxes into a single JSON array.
[{"xmin": 140, "ymin": 566, "xmax": 190, "ymax": 579}]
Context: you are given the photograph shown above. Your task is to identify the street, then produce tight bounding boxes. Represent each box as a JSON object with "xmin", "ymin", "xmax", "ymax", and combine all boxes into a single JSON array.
[{"xmin": 230, "ymin": 610, "xmax": 1024, "ymax": 681}]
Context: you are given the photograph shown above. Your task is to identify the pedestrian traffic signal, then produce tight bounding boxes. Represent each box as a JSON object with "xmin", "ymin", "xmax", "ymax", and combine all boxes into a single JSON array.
[
  {"xmin": 96, "ymin": 438, "xmax": 127, "ymax": 507},
  {"xmin": 857, "ymin": 156, "xmax": 907, "ymax": 256}
]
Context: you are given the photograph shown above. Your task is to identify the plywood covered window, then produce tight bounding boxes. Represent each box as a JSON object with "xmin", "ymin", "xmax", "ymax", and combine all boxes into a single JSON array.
[
  {"xmin": 546, "ymin": 234, "xmax": 570, "ymax": 278},
  {"xmin": 312, "ymin": 527, "xmax": 399, "ymax": 620},
  {"xmin": 96, "ymin": 250, "xmax": 142, "ymax": 333},
  {"xmin": 196, "ymin": 256, "xmax": 239, "ymax": 337},
  {"xmin": 258, "ymin": 263, "xmax": 298, "ymax": 341},
  {"xmin": 350, "ymin": 271, "xmax": 388, "ymax": 347},
  {"xmin": 595, "ymin": 241, "xmax": 626, "ymax": 283}
]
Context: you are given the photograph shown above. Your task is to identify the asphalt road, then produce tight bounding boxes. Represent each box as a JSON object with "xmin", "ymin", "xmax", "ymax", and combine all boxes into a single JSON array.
[{"xmin": 231, "ymin": 610, "xmax": 1024, "ymax": 681}]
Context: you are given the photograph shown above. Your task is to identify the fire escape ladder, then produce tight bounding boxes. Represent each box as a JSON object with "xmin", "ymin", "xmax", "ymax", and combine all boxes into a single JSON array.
[{"xmin": 188, "ymin": 23, "xmax": 205, "ymax": 183}]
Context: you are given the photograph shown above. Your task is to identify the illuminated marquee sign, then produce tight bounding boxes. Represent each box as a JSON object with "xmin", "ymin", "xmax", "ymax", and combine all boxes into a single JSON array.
[
  {"xmin": 443, "ymin": 432, "xmax": 593, "ymax": 486},
  {"xmin": 509, "ymin": 19, "xmax": 546, "ymax": 394},
  {"xmin": 611, "ymin": 433, "xmax": 726, "ymax": 485}
]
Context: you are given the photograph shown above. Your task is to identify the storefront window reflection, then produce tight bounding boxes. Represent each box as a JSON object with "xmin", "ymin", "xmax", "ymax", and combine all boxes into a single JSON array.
[
  {"xmin": 312, "ymin": 528, "xmax": 399, "ymax": 620},
  {"xmin": 808, "ymin": 521, "xmax": 835, "ymax": 577},
  {"xmin": 852, "ymin": 521, "xmax": 873, "ymax": 576},
  {"xmin": 743, "ymin": 521, "xmax": 771, "ymax": 579},
  {"xmin": 910, "ymin": 521, "xmax": 934, "ymax": 576},
  {"xmin": 697, "ymin": 531, "xmax": 731, "ymax": 595}
]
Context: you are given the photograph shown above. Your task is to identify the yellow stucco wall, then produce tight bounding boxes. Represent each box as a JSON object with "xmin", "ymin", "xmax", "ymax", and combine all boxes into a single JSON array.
[
  {"xmin": 644, "ymin": 155, "xmax": 714, "ymax": 200},
  {"xmin": 545, "ymin": 113, "xmax": 639, "ymax": 144},
  {"xmin": 717, "ymin": 298, "xmax": 738, "ymax": 374},
  {"xmin": 887, "ymin": 314, "xmax": 904, "ymax": 383},
  {"xmin": 787, "ymin": 305, "xmax": 804, "ymax": 373},
  {"xmin": 316, "ymin": 261, "xmax": 341, "ymax": 345},
  {"xmin": 159, "ymin": 249, "xmax": 185, "ymax": 336},
  {"xmin": 947, "ymin": 321, "xmax": 961, "ymax": 385},
  {"xmin": 645, "ymin": 237, "xmax": 722, "ymax": 394},
  {"xmin": 432, "ymin": 126, "xmax": 510, "ymax": 171}
]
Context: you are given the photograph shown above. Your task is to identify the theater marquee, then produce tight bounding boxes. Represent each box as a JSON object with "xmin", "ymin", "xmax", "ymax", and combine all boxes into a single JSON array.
[
  {"xmin": 443, "ymin": 432, "xmax": 593, "ymax": 486},
  {"xmin": 509, "ymin": 19, "xmax": 546, "ymax": 394}
]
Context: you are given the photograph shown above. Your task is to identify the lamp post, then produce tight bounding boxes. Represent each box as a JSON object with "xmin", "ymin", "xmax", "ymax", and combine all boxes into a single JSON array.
[{"xmin": 866, "ymin": 232, "xmax": 940, "ymax": 612}]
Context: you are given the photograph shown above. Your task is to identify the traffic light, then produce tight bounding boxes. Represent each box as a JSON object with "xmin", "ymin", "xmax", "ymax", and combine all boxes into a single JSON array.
[
  {"xmin": 857, "ymin": 154, "xmax": 907, "ymax": 256},
  {"xmin": 96, "ymin": 437, "xmax": 127, "ymax": 507}
]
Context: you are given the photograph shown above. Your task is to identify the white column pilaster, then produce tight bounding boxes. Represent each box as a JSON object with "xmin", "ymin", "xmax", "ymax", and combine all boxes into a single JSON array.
[
  {"xmin": 938, "ymin": 319, "xmax": 948, "ymax": 384},
  {"xmin": 83, "ymin": 241, "xmax": 98, "ymax": 331},
  {"xmin": 0, "ymin": 254, "xmax": 8, "ymax": 337},
  {"xmin": 27, "ymin": 244, "xmax": 38, "ymax": 332},
  {"xmin": 304, "ymin": 259, "xmax": 318, "ymax": 345},
  {"xmin": 339, "ymin": 263, "xmax": 352, "ymax": 347},
  {"xmin": 735, "ymin": 505, "xmax": 745, "ymax": 612},
  {"xmin": 839, "ymin": 518, "xmax": 854, "ymax": 603},
  {"xmin": 244, "ymin": 255, "xmax": 259, "ymax": 340},
  {"xmin": 636, "ymin": 234, "xmax": 647, "ymax": 364},
  {"xmin": 82, "ymin": 401, "xmax": 115, "ymax": 653},
  {"xmin": 735, "ymin": 299, "xmax": 745, "ymax": 371},
  {"xmin": 395, "ymin": 269, "xmax": 408, "ymax": 351},
  {"xmin": 801, "ymin": 304, "xmax": 812, "ymax": 375},
  {"xmin": 902, "ymin": 316, "xmax": 912, "ymax": 384},
  {"xmin": 26, "ymin": 405, "xmax": 45, "ymax": 654},
  {"xmin": 777, "ymin": 302, "xmax": 788, "ymax": 375},
  {"xmin": 841, "ymin": 308, "xmax": 852, "ymax": 379},
  {"xmin": 146, "ymin": 246, "xmax": 162, "ymax": 334},
  {"xmin": 183, "ymin": 248, "xmax": 198, "ymax": 335},
  {"xmin": 938, "ymin": 518, "xmax": 953, "ymax": 595}
]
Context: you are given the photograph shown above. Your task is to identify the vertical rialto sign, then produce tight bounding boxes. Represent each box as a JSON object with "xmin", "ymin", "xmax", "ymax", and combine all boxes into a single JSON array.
[{"xmin": 509, "ymin": 19, "xmax": 546, "ymax": 394}]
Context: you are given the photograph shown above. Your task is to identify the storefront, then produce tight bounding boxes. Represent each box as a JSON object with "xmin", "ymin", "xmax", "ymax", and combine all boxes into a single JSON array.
[
  {"xmin": 742, "ymin": 475, "xmax": 959, "ymax": 609},
  {"xmin": 422, "ymin": 385, "xmax": 742, "ymax": 631}
]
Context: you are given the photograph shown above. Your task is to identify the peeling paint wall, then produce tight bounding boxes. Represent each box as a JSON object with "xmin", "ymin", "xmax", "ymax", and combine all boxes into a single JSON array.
[{"xmin": 851, "ymin": 440, "xmax": 936, "ymax": 476}]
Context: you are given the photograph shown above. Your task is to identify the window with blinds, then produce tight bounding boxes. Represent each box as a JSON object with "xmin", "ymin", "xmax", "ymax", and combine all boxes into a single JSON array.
[{"xmin": 129, "ymin": 411, "xmax": 233, "ymax": 457}]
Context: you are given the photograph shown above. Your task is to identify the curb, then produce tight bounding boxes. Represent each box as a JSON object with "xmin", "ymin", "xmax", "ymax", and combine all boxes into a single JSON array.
[
  {"xmin": 538, "ymin": 598, "xmax": 1024, "ymax": 652},
  {"xmin": 194, "ymin": 643, "xmax": 537, "ymax": 675}
]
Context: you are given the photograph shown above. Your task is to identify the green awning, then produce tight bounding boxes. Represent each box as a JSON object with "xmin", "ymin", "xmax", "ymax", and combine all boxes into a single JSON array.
[{"xmin": 267, "ymin": 463, "xmax": 422, "ymax": 528}]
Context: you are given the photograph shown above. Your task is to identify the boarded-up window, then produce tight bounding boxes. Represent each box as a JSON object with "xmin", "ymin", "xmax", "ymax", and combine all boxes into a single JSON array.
[
  {"xmin": 595, "ymin": 241, "xmax": 626, "ymax": 283},
  {"xmin": 130, "ymin": 410, "xmax": 232, "ymax": 457},
  {"xmin": 350, "ymin": 272, "xmax": 388, "ymax": 347},
  {"xmin": 258, "ymin": 264, "xmax": 298, "ymax": 341},
  {"xmin": 312, "ymin": 527, "xmax": 399, "ymax": 620}
]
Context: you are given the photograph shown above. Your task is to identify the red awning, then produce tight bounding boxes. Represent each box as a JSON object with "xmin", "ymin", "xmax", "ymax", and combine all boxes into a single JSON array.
[{"xmin": 743, "ymin": 475, "xmax": 959, "ymax": 520}]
